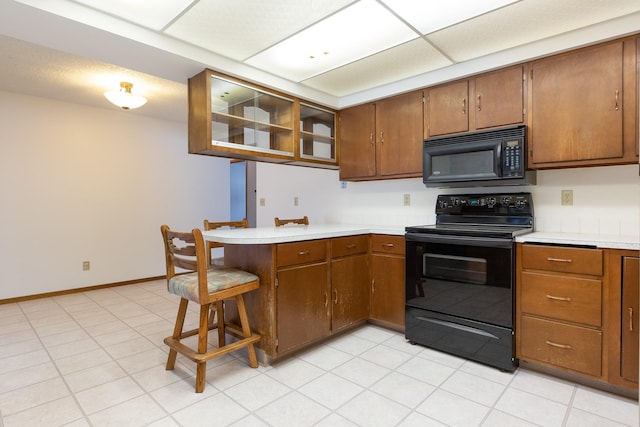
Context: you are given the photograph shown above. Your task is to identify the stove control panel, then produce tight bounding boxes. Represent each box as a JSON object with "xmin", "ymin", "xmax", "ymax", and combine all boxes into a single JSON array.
[{"xmin": 436, "ymin": 193, "xmax": 532, "ymax": 215}]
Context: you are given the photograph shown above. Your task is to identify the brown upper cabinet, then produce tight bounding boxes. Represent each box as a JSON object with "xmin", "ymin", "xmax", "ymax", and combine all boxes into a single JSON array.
[
  {"xmin": 425, "ymin": 65, "xmax": 525, "ymax": 138},
  {"xmin": 528, "ymin": 37, "xmax": 638, "ymax": 168},
  {"xmin": 188, "ymin": 69, "xmax": 337, "ymax": 169},
  {"xmin": 339, "ymin": 90, "xmax": 423, "ymax": 181}
]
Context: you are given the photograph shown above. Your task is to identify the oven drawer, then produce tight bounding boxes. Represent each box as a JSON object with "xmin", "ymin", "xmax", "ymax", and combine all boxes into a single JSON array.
[
  {"xmin": 331, "ymin": 235, "xmax": 369, "ymax": 258},
  {"xmin": 520, "ymin": 315, "xmax": 602, "ymax": 377},
  {"xmin": 522, "ymin": 244, "xmax": 603, "ymax": 276},
  {"xmin": 371, "ymin": 235, "xmax": 405, "ymax": 255},
  {"xmin": 520, "ymin": 272, "xmax": 602, "ymax": 327},
  {"xmin": 406, "ymin": 307, "xmax": 517, "ymax": 372},
  {"xmin": 277, "ymin": 240, "xmax": 327, "ymax": 268}
]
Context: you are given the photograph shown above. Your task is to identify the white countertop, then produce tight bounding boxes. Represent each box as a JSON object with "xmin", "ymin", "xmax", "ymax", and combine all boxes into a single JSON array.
[
  {"xmin": 201, "ymin": 224, "xmax": 405, "ymax": 244},
  {"xmin": 516, "ymin": 232, "xmax": 640, "ymax": 251}
]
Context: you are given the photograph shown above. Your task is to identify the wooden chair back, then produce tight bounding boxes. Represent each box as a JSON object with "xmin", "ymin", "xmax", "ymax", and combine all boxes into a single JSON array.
[
  {"xmin": 274, "ymin": 216, "xmax": 309, "ymax": 226},
  {"xmin": 203, "ymin": 218, "xmax": 249, "ymax": 266},
  {"xmin": 160, "ymin": 225, "xmax": 209, "ymax": 302}
]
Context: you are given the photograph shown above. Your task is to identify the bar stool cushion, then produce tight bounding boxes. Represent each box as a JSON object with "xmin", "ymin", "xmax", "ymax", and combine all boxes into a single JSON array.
[{"xmin": 168, "ymin": 268, "xmax": 259, "ymax": 303}]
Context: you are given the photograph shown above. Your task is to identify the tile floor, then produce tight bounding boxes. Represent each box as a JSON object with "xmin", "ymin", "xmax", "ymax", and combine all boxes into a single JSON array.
[{"xmin": 0, "ymin": 279, "xmax": 638, "ymax": 427}]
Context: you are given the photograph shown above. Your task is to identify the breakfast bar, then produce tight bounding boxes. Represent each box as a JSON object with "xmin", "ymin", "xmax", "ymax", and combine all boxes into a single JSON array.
[{"xmin": 201, "ymin": 224, "xmax": 403, "ymax": 364}]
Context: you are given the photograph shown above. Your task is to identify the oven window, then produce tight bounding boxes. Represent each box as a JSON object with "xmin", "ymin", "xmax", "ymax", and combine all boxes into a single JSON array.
[{"xmin": 424, "ymin": 253, "xmax": 487, "ymax": 285}]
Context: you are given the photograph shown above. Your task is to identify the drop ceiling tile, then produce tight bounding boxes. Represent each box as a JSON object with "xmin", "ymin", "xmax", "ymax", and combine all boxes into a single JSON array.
[
  {"xmin": 70, "ymin": 0, "xmax": 194, "ymax": 30},
  {"xmin": 428, "ymin": 0, "xmax": 640, "ymax": 62},
  {"xmin": 246, "ymin": 0, "xmax": 418, "ymax": 82},
  {"xmin": 164, "ymin": 0, "xmax": 356, "ymax": 62},
  {"xmin": 302, "ymin": 38, "xmax": 452, "ymax": 97},
  {"xmin": 381, "ymin": 0, "xmax": 517, "ymax": 34}
]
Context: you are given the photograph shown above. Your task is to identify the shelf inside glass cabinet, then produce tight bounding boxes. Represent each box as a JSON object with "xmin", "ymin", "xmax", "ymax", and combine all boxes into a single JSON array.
[{"xmin": 299, "ymin": 104, "xmax": 336, "ymax": 161}]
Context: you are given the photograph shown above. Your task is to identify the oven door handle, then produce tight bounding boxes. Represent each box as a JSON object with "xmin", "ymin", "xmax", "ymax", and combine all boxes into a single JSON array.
[{"xmin": 405, "ymin": 233, "xmax": 513, "ymax": 249}]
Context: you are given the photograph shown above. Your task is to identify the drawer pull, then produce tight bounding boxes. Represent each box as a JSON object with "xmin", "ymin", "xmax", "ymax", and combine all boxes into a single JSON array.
[
  {"xmin": 547, "ymin": 257, "xmax": 572, "ymax": 263},
  {"xmin": 298, "ymin": 250, "xmax": 310, "ymax": 256},
  {"xmin": 546, "ymin": 340, "xmax": 572, "ymax": 350},
  {"xmin": 333, "ymin": 289, "xmax": 338, "ymax": 304},
  {"xmin": 545, "ymin": 294, "xmax": 572, "ymax": 302},
  {"xmin": 346, "ymin": 244, "xmax": 356, "ymax": 249},
  {"xmin": 629, "ymin": 308, "xmax": 634, "ymax": 332},
  {"xmin": 382, "ymin": 243, "xmax": 394, "ymax": 248}
]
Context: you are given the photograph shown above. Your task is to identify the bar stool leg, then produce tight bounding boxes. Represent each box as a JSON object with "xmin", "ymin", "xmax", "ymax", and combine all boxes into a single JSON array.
[{"xmin": 236, "ymin": 294, "xmax": 258, "ymax": 368}]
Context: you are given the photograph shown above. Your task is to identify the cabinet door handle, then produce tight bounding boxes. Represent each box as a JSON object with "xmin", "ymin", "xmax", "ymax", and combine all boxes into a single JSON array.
[
  {"xmin": 333, "ymin": 289, "xmax": 338, "ymax": 304},
  {"xmin": 615, "ymin": 89, "xmax": 620, "ymax": 111},
  {"xmin": 462, "ymin": 98, "xmax": 466, "ymax": 114},
  {"xmin": 629, "ymin": 307, "xmax": 634, "ymax": 331},
  {"xmin": 324, "ymin": 291, "xmax": 328, "ymax": 307},
  {"xmin": 546, "ymin": 340, "xmax": 572, "ymax": 350},
  {"xmin": 477, "ymin": 94, "xmax": 481, "ymax": 111},
  {"xmin": 371, "ymin": 280, "xmax": 375, "ymax": 293},
  {"xmin": 379, "ymin": 131, "xmax": 384, "ymax": 144},
  {"xmin": 545, "ymin": 294, "xmax": 572, "ymax": 302},
  {"xmin": 547, "ymin": 257, "xmax": 572, "ymax": 263},
  {"xmin": 369, "ymin": 132, "xmax": 374, "ymax": 145},
  {"xmin": 298, "ymin": 250, "xmax": 310, "ymax": 256}
]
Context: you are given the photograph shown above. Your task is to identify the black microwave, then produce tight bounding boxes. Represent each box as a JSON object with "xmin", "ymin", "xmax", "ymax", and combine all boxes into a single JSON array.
[{"xmin": 423, "ymin": 125, "xmax": 536, "ymax": 188}]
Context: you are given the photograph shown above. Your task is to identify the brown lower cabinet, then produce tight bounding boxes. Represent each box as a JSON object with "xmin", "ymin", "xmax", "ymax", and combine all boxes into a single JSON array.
[
  {"xmin": 225, "ymin": 235, "xmax": 374, "ymax": 360},
  {"xmin": 370, "ymin": 234, "xmax": 405, "ymax": 329},
  {"xmin": 517, "ymin": 243, "xmax": 639, "ymax": 394},
  {"xmin": 607, "ymin": 250, "xmax": 639, "ymax": 389}
]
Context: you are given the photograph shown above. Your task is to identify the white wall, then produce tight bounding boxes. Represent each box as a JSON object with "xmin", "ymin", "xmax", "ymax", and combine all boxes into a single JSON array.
[
  {"xmin": 255, "ymin": 162, "xmax": 640, "ymax": 237},
  {"xmin": 0, "ymin": 91, "xmax": 230, "ymax": 300}
]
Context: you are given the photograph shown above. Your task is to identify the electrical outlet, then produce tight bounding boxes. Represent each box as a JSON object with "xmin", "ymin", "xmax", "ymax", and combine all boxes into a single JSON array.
[
  {"xmin": 561, "ymin": 190, "xmax": 573, "ymax": 206},
  {"xmin": 294, "ymin": 196, "xmax": 299, "ymax": 206},
  {"xmin": 82, "ymin": 261, "xmax": 90, "ymax": 271},
  {"xmin": 403, "ymin": 193, "xmax": 411, "ymax": 206},
  {"xmin": 259, "ymin": 198, "xmax": 265, "ymax": 206}
]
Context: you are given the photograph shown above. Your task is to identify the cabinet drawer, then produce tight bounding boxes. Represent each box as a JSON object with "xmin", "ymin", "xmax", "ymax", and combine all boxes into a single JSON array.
[
  {"xmin": 277, "ymin": 240, "xmax": 327, "ymax": 268},
  {"xmin": 522, "ymin": 244, "xmax": 603, "ymax": 276},
  {"xmin": 331, "ymin": 235, "xmax": 369, "ymax": 258},
  {"xmin": 371, "ymin": 235, "xmax": 405, "ymax": 255},
  {"xmin": 520, "ymin": 315, "xmax": 602, "ymax": 377},
  {"xmin": 521, "ymin": 272, "xmax": 602, "ymax": 326}
]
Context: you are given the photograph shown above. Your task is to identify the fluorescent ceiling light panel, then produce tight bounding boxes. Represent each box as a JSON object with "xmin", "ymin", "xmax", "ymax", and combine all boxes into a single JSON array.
[
  {"xmin": 246, "ymin": 0, "xmax": 417, "ymax": 82},
  {"xmin": 382, "ymin": 0, "xmax": 520, "ymax": 34}
]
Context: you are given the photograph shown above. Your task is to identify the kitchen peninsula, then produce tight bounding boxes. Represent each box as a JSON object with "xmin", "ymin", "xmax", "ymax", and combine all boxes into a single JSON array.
[{"xmin": 202, "ymin": 224, "xmax": 404, "ymax": 364}]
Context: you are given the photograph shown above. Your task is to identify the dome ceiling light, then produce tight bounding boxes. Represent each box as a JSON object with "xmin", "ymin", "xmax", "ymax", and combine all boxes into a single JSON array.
[{"xmin": 104, "ymin": 81, "xmax": 147, "ymax": 110}]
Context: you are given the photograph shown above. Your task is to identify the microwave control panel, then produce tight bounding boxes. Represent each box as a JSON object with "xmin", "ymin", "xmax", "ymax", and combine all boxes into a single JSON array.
[{"xmin": 502, "ymin": 139, "xmax": 523, "ymax": 176}]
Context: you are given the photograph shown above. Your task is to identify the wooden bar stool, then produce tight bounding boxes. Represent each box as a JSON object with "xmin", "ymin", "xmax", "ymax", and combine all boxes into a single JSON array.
[
  {"xmin": 203, "ymin": 218, "xmax": 249, "ymax": 267},
  {"xmin": 274, "ymin": 216, "xmax": 309, "ymax": 226},
  {"xmin": 160, "ymin": 225, "xmax": 260, "ymax": 393}
]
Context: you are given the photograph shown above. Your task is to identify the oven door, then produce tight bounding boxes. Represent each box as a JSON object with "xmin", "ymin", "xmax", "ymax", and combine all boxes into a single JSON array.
[
  {"xmin": 405, "ymin": 232, "xmax": 517, "ymax": 371},
  {"xmin": 405, "ymin": 233, "xmax": 514, "ymax": 327}
]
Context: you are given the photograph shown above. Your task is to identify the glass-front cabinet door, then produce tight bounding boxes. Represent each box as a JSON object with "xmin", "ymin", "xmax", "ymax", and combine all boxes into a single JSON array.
[
  {"xmin": 189, "ymin": 69, "xmax": 337, "ymax": 169},
  {"xmin": 299, "ymin": 103, "xmax": 336, "ymax": 163},
  {"xmin": 210, "ymin": 75, "xmax": 294, "ymax": 156}
]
